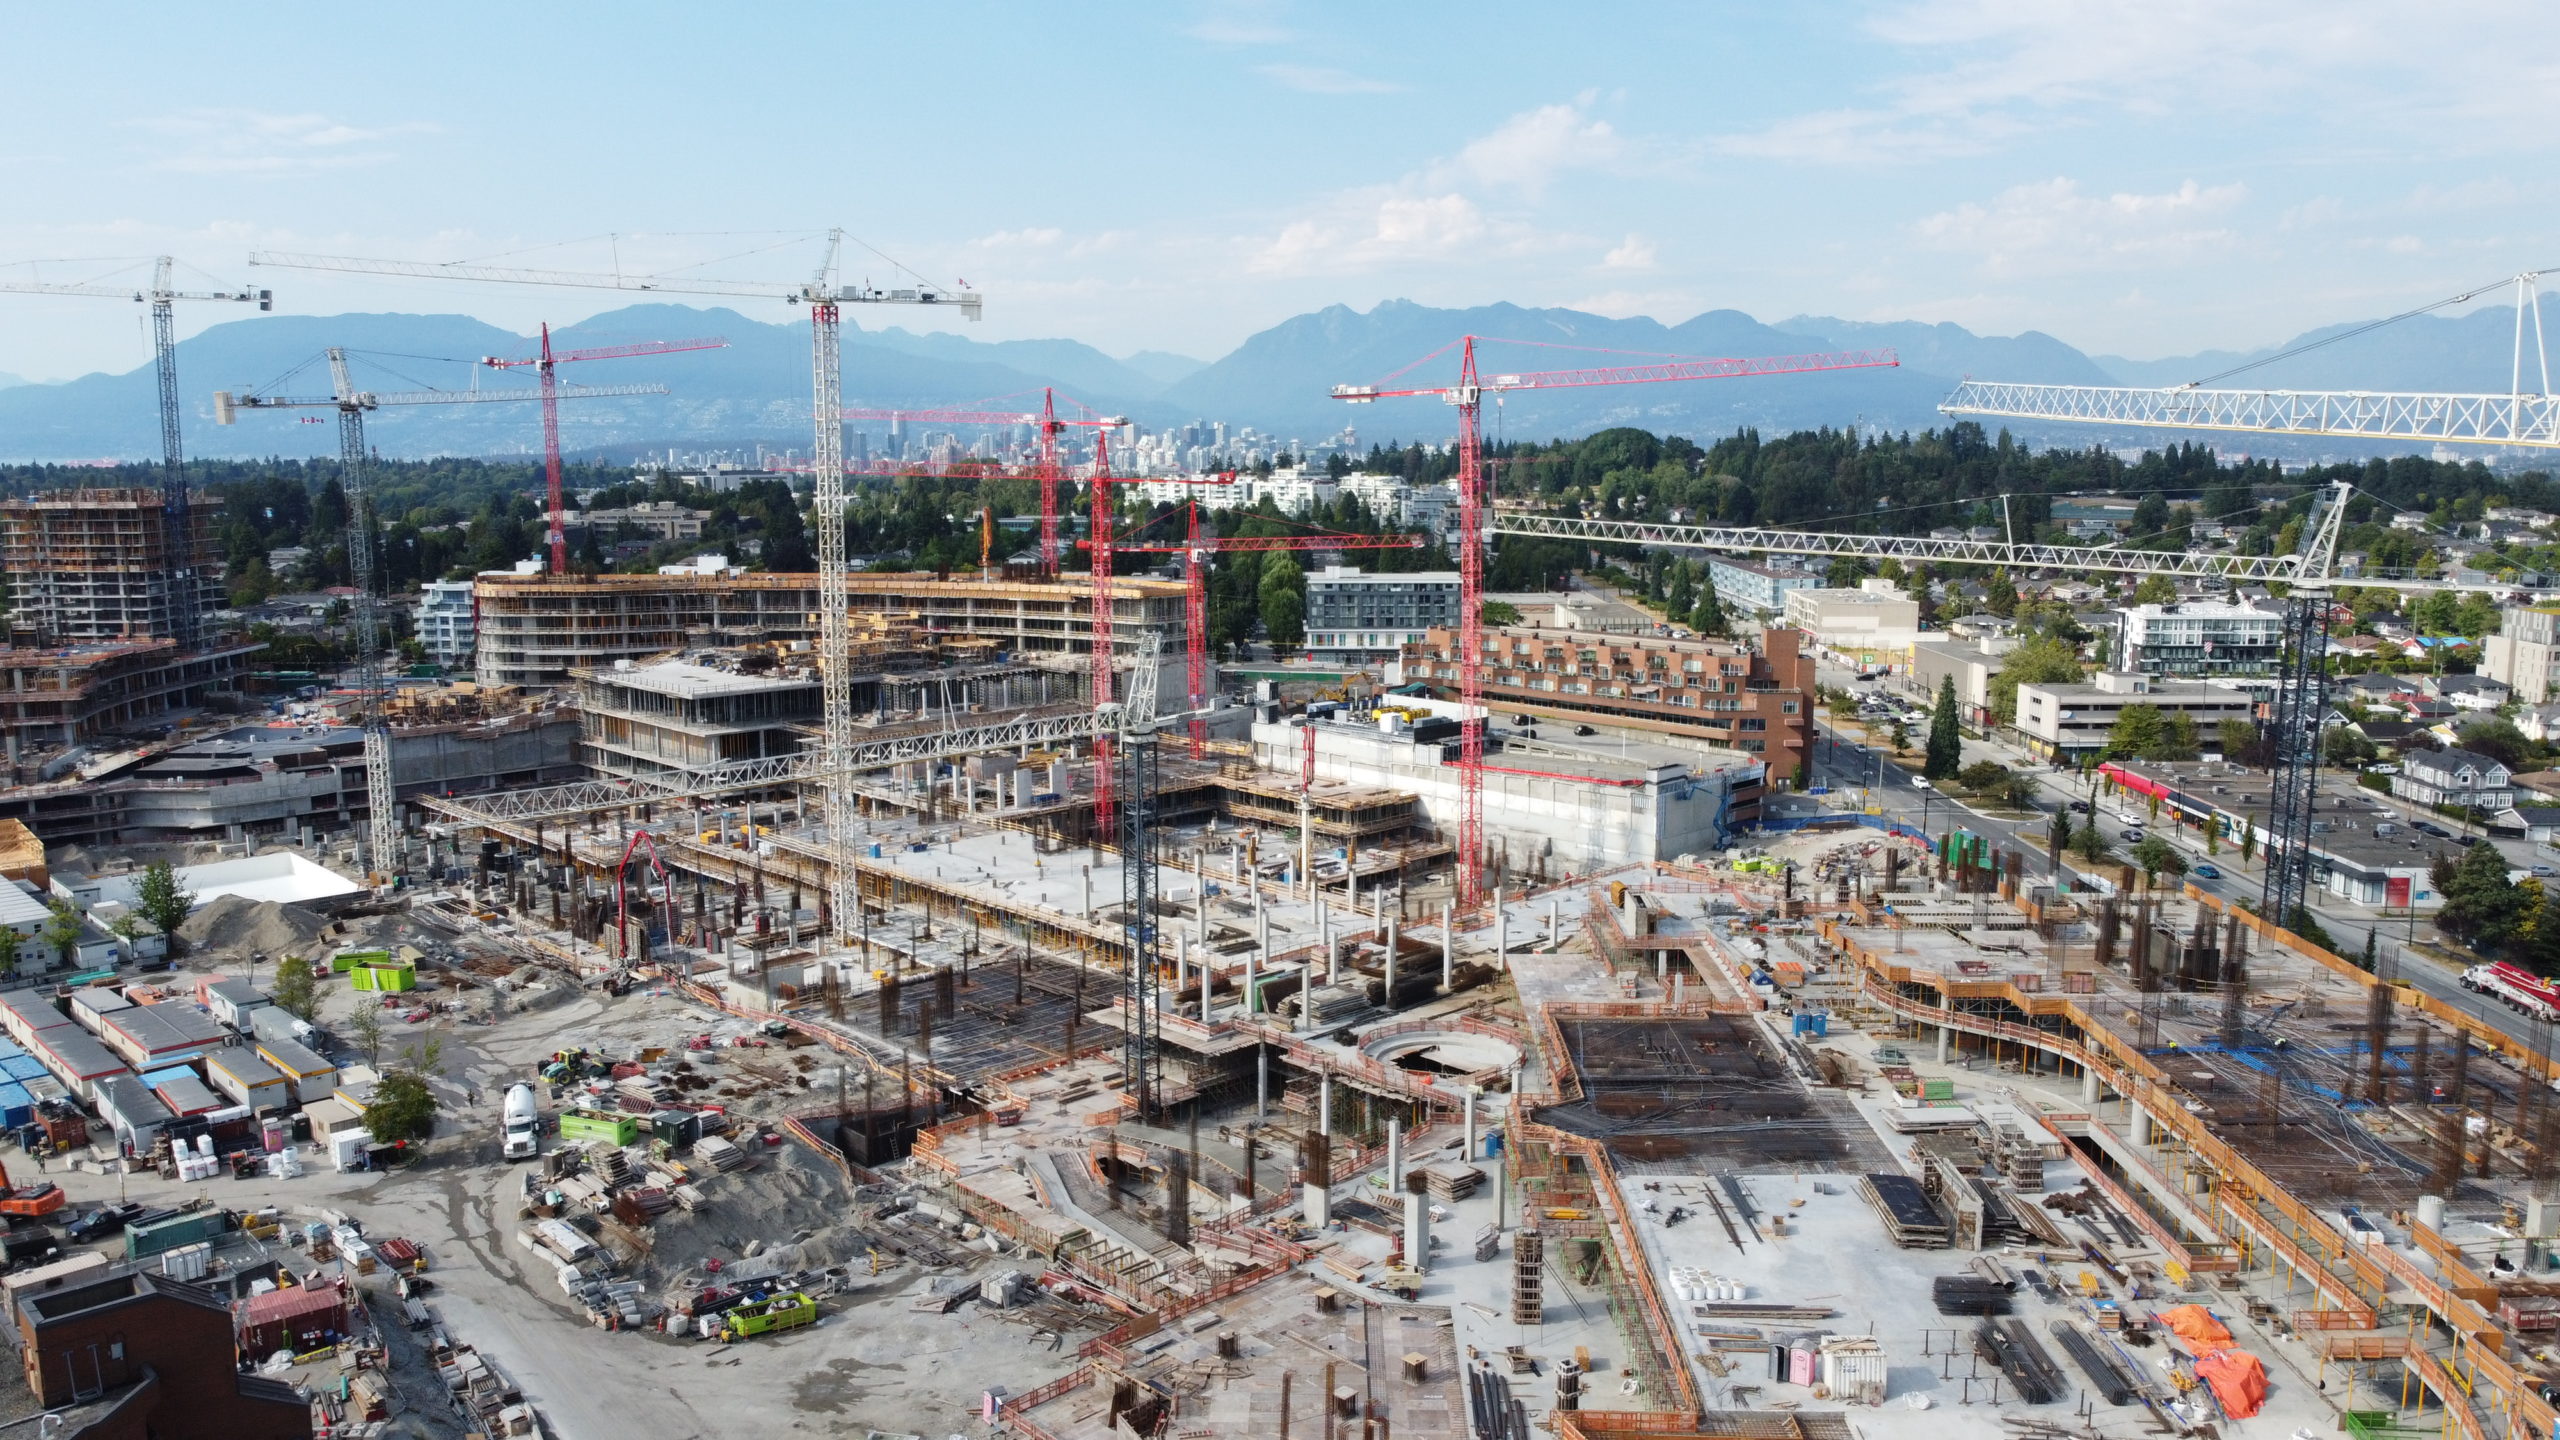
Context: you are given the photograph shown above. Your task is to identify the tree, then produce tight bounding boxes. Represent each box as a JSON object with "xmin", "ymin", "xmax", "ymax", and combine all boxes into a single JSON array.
[
  {"xmin": 2050, "ymin": 810, "xmax": 2073, "ymax": 866},
  {"xmin": 134, "ymin": 861, "xmax": 192, "ymax": 947},
  {"xmin": 1987, "ymin": 635, "xmax": 2085, "ymax": 726},
  {"xmin": 364, "ymin": 1068, "xmax": 438, "ymax": 1147},
  {"xmin": 1689, "ymin": 588, "xmax": 1727, "ymax": 637},
  {"xmin": 2132, "ymin": 835, "xmax": 2187, "ymax": 888},
  {"xmin": 1958, "ymin": 760, "xmax": 2011, "ymax": 792},
  {"xmin": 1263, "ymin": 590, "xmax": 1305, "ymax": 654},
  {"xmin": 2324, "ymin": 727, "xmax": 2378, "ymax": 769},
  {"xmin": 2239, "ymin": 824, "xmax": 2257, "ymax": 865},
  {"xmin": 2360, "ymin": 929, "xmax": 2379, "ymax": 972},
  {"xmin": 2105, "ymin": 704, "xmax": 2170, "ymax": 760},
  {"xmin": 2457, "ymin": 717, "xmax": 2531, "ymax": 771},
  {"xmin": 1924, "ymin": 676, "xmax": 1963, "ymax": 781},
  {"xmin": 1824, "ymin": 556, "xmax": 1869, "ymax": 587},
  {"xmin": 348, "ymin": 1004, "xmax": 385, "ymax": 1069},
  {"xmin": 1887, "ymin": 719, "xmax": 1908, "ymax": 755},
  {"xmin": 2218, "ymin": 719, "xmax": 2260, "ymax": 760},
  {"xmin": 2071, "ymin": 824, "xmax": 2110, "ymax": 864},
  {"xmin": 2439, "ymin": 840, "xmax": 2532, "ymax": 954},
  {"xmin": 272, "ymin": 955, "xmax": 318, "ymax": 1022},
  {"xmin": 2131, "ymin": 573, "xmax": 2177, "ymax": 605},
  {"xmin": 1481, "ymin": 599, "xmax": 1523, "ymax": 627},
  {"xmin": 39, "ymin": 902, "xmax": 80, "ymax": 967}
]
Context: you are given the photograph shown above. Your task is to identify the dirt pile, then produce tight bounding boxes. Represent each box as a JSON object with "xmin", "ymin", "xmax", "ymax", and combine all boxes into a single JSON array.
[{"xmin": 177, "ymin": 896, "xmax": 329, "ymax": 958}]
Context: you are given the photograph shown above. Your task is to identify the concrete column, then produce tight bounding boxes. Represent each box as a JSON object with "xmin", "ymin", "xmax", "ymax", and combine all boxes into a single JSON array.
[
  {"xmin": 1304, "ymin": 1167, "xmax": 1330, "ymax": 1228},
  {"xmin": 1082, "ymin": 866, "xmax": 1093, "ymax": 918},
  {"xmin": 1384, "ymin": 913, "xmax": 1398, "ymax": 1001},
  {"xmin": 1440, "ymin": 902, "xmax": 1454, "ymax": 990},
  {"xmin": 1176, "ymin": 934, "xmax": 1189, "ymax": 1001},
  {"xmin": 1201, "ymin": 956, "xmax": 1213, "ymax": 1020},
  {"xmin": 1244, "ymin": 944, "xmax": 1258, "ymax": 1016},
  {"xmin": 1547, "ymin": 900, "xmax": 1558, "ymax": 947},
  {"xmin": 1934, "ymin": 1026, "xmax": 1951, "ymax": 1063},
  {"xmin": 1463, "ymin": 1091, "xmax": 1478, "ymax": 1160},
  {"xmin": 1319, "ymin": 1074, "xmax": 1333, "ymax": 1137},
  {"xmin": 1257, "ymin": 1045, "xmax": 1268, "ymax": 1119},
  {"xmin": 1494, "ymin": 891, "xmax": 1507, "ymax": 971},
  {"xmin": 2081, "ymin": 1066, "xmax": 2102, "ymax": 1105},
  {"xmin": 2130, "ymin": 1104, "xmax": 2154, "ymax": 1147},
  {"xmin": 1404, "ymin": 1187, "xmax": 1430, "ymax": 1274},
  {"xmin": 1385, "ymin": 1118, "xmax": 1402, "ymax": 1190}
]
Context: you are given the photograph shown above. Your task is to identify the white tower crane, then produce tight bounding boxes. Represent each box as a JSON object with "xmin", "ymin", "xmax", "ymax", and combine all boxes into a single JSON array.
[
  {"xmin": 216, "ymin": 355, "xmax": 667, "ymax": 886},
  {"xmin": 248, "ymin": 237, "xmax": 980, "ymax": 935}
]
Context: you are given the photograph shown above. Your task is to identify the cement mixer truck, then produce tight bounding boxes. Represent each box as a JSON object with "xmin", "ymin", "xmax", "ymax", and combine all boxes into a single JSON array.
[{"xmin": 501, "ymin": 1084, "xmax": 539, "ymax": 1161}]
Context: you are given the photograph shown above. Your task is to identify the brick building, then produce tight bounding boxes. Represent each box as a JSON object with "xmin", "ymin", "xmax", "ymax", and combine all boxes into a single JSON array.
[
  {"xmin": 15, "ymin": 1269, "xmax": 309, "ymax": 1439},
  {"xmin": 1401, "ymin": 625, "xmax": 1818, "ymax": 780}
]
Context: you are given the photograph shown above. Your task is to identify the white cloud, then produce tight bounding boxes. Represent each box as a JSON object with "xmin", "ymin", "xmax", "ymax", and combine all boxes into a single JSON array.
[
  {"xmin": 1258, "ymin": 64, "xmax": 1400, "ymax": 94},
  {"xmin": 1184, "ymin": 0, "xmax": 1292, "ymax": 45},
  {"xmin": 1245, "ymin": 191, "xmax": 1498, "ymax": 276},
  {"xmin": 1601, "ymin": 235, "xmax": 1657, "ymax": 272},
  {"xmin": 1914, "ymin": 178, "xmax": 2247, "ymax": 276},
  {"xmin": 968, "ymin": 227, "xmax": 1064, "ymax": 249},
  {"xmin": 130, "ymin": 109, "xmax": 431, "ymax": 176},
  {"xmin": 1439, "ymin": 103, "xmax": 1620, "ymax": 195},
  {"xmin": 1721, "ymin": 2, "xmax": 2560, "ymax": 166}
]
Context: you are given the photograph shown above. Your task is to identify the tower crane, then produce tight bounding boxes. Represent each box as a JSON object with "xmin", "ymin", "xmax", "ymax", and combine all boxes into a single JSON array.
[
  {"xmin": 1924, "ymin": 267, "xmax": 2560, "ymax": 934},
  {"xmin": 1332, "ymin": 338, "xmax": 1899, "ymax": 909},
  {"xmin": 215, "ymin": 354, "xmax": 667, "ymax": 885},
  {"xmin": 480, "ymin": 327, "xmax": 728, "ymax": 572},
  {"xmin": 0, "ymin": 256, "xmax": 272, "ymax": 649},
  {"xmin": 251, "ymin": 234, "xmax": 982, "ymax": 944},
  {"xmin": 1110, "ymin": 499, "xmax": 1428, "ymax": 756}
]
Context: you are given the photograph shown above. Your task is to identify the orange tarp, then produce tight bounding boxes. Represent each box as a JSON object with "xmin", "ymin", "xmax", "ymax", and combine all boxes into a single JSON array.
[
  {"xmin": 2157, "ymin": 1305, "xmax": 2232, "ymax": 1350},
  {"xmin": 2193, "ymin": 1347, "xmax": 2268, "ymax": 1420}
]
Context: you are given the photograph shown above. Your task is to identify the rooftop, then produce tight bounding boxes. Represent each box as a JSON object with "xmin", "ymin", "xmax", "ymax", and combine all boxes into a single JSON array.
[{"xmin": 591, "ymin": 659, "xmax": 818, "ymax": 700}]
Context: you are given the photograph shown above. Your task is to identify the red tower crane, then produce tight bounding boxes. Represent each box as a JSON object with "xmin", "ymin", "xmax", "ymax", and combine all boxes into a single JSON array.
[
  {"xmin": 841, "ymin": 392, "xmax": 1119, "ymax": 577},
  {"xmin": 1332, "ymin": 338, "xmax": 1899, "ymax": 910},
  {"xmin": 481, "ymin": 327, "xmax": 728, "ymax": 572},
  {"xmin": 1111, "ymin": 500, "xmax": 1427, "ymax": 756}
]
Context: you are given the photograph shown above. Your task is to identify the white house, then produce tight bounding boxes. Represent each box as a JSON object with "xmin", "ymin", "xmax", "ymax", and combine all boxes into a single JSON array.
[{"xmin": 2392, "ymin": 747, "xmax": 2515, "ymax": 812}]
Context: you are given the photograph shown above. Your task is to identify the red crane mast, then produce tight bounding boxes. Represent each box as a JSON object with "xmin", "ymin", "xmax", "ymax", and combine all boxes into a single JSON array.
[
  {"xmin": 1333, "ymin": 338, "xmax": 1898, "ymax": 910},
  {"xmin": 481, "ymin": 327, "xmax": 727, "ymax": 572},
  {"xmin": 841, "ymin": 393, "xmax": 1118, "ymax": 578}
]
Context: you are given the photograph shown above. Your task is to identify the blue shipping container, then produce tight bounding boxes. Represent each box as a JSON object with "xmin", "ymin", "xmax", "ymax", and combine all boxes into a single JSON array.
[
  {"xmin": 1, "ymin": 1055, "xmax": 48, "ymax": 1082},
  {"xmin": 0, "ymin": 1082, "xmax": 35, "ymax": 1130}
]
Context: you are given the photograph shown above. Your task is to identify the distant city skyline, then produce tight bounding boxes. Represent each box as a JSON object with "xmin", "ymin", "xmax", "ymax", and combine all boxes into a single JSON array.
[{"xmin": 4, "ymin": 3, "xmax": 2555, "ymax": 386}]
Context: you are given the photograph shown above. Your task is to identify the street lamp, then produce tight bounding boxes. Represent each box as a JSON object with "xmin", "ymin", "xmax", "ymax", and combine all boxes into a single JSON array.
[{"xmin": 1911, "ymin": 777, "xmax": 1936, "ymax": 845}]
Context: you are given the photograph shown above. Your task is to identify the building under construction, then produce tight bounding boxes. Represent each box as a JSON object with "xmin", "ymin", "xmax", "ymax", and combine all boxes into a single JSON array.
[
  {"xmin": 0, "ymin": 488, "xmax": 225, "ymax": 647},
  {"xmin": 472, "ymin": 565, "xmax": 1191, "ymax": 690}
]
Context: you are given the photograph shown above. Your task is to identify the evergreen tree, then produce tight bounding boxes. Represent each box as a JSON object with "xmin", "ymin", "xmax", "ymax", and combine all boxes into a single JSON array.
[
  {"xmin": 1924, "ymin": 676, "xmax": 1963, "ymax": 781},
  {"xmin": 2439, "ymin": 840, "xmax": 2531, "ymax": 954}
]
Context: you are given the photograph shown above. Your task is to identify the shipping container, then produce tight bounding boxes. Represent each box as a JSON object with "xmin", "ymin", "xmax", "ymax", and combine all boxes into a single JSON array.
[
  {"xmin": 0, "ymin": 1055, "xmax": 47, "ymax": 1083},
  {"xmin": 160, "ymin": 1241, "xmax": 211, "ymax": 1282},
  {"xmin": 1818, "ymin": 1336, "xmax": 1887, "ymax": 1405},
  {"xmin": 331, "ymin": 949, "xmax": 393, "ymax": 974},
  {"xmin": 205, "ymin": 1051, "xmax": 290, "ymax": 1110},
  {"xmin": 559, "ymin": 1109, "xmax": 639, "ymax": 1146},
  {"xmin": 0, "ymin": 991, "xmax": 69, "ymax": 1050},
  {"xmin": 150, "ymin": 1074, "xmax": 224, "ymax": 1119},
  {"xmin": 66, "ymin": 987, "xmax": 131, "ymax": 1034},
  {"xmin": 0, "ymin": 1082, "xmax": 32, "ymax": 1131},
  {"xmin": 98, "ymin": 1004, "xmax": 227, "ymax": 1070},
  {"xmin": 35, "ymin": 1028, "xmax": 128, "ymax": 1102},
  {"xmin": 202, "ymin": 978, "xmax": 270, "ymax": 1030},
  {"xmin": 125, "ymin": 1208, "xmax": 231, "ymax": 1261},
  {"xmin": 348, "ymin": 961, "xmax": 416, "ymax": 993},
  {"xmin": 721, "ymin": 1291, "xmax": 817, "ymax": 1338},
  {"xmin": 253, "ymin": 1037, "xmax": 337, "ymax": 1104},
  {"xmin": 0, "ymin": 1252, "xmax": 108, "ymax": 1305}
]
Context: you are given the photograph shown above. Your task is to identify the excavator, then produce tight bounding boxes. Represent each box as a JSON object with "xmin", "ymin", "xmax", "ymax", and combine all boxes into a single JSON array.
[{"xmin": 0, "ymin": 1156, "xmax": 66, "ymax": 1220}]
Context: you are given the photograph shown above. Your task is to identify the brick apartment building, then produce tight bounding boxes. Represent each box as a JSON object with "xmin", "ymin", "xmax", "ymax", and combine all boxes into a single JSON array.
[
  {"xmin": 15, "ymin": 1269, "xmax": 310, "ymax": 1439},
  {"xmin": 1401, "ymin": 625, "xmax": 1818, "ymax": 780}
]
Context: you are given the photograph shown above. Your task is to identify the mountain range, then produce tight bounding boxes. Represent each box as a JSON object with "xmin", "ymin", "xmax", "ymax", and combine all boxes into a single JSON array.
[{"xmin": 1, "ymin": 293, "xmax": 2553, "ymax": 463}]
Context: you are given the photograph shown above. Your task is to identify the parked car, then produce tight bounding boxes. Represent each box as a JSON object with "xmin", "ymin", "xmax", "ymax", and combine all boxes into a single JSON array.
[
  {"xmin": 2121, "ymin": 826, "xmax": 2146, "ymax": 843},
  {"xmin": 2533, "ymin": 865, "xmax": 2557, "ymax": 878},
  {"xmin": 2455, "ymin": 834, "xmax": 2481, "ymax": 847},
  {"xmin": 65, "ymin": 1203, "xmax": 146, "ymax": 1243},
  {"xmin": 2192, "ymin": 863, "xmax": 2222, "ymax": 879},
  {"xmin": 2413, "ymin": 820, "xmax": 2454, "ymax": 839},
  {"xmin": 2068, "ymin": 800, "xmax": 2092, "ymax": 813}
]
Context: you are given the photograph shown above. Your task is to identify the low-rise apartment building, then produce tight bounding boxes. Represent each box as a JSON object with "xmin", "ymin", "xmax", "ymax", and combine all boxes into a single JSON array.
[
  {"xmin": 566, "ymin": 500, "xmax": 711, "ymax": 542},
  {"xmin": 1401, "ymin": 625, "xmax": 1816, "ymax": 780},
  {"xmin": 1907, "ymin": 634, "xmax": 2017, "ymax": 728},
  {"xmin": 1705, "ymin": 556, "xmax": 1825, "ymax": 619},
  {"xmin": 415, "ymin": 579, "xmax": 475, "ymax": 667},
  {"xmin": 1782, "ymin": 584, "xmax": 1921, "ymax": 668},
  {"xmin": 1303, "ymin": 566, "xmax": 1461, "ymax": 665},
  {"xmin": 2120, "ymin": 599, "xmax": 2283, "ymax": 676},
  {"xmin": 2013, "ymin": 670, "xmax": 2256, "ymax": 761}
]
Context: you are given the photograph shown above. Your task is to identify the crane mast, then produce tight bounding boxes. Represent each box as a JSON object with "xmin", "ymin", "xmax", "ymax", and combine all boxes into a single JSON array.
[{"xmin": 323, "ymin": 349, "xmax": 400, "ymax": 886}]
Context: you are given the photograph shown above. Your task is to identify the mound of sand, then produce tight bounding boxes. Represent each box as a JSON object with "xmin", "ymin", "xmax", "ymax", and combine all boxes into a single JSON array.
[{"xmin": 177, "ymin": 895, "xmax": 329, "ymax": 958}]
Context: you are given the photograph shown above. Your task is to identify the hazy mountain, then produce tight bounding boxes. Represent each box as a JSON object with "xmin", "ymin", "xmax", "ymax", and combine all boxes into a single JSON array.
[
  {"xmin": 9, "ymin": 289, "xmax": 2549, "ymax": 464},
  {"xmin": 2093, "ymin": 294, "xmax": 2560, "ymax": 392},
  {"xmin": 1771, "ymin": 316, "xmax": 2116, "ymax": 387},
  {"xmin": 1154, "ymin": 299, "xmax": 1985, "ymax": 444},
  {"xmin": 0, "ymin": 304, "xmax": 1160, "ymax": 463},
  {"xmin": 0, "ymin": 373, "xmax": 26, "ymax": 390},
  {"xmin": 1120, "ymin": 351, "xmax": 1207, "ymax": 388}
]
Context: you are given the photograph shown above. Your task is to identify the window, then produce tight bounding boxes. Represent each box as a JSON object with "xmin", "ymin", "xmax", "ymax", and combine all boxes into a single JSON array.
[
  {"xmin": 1739, "ymin": 718, "xmax": 1766, "ymax": 732},
  {"xmin": 1780, "ymin": 701, "xmax": 1799, "ymax": 714}
]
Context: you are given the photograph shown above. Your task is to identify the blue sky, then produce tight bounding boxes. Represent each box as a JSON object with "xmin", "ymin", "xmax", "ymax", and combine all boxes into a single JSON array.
[{"xmin": 4, "ymin": 1, "xmax": 2555, "ymax": 381}]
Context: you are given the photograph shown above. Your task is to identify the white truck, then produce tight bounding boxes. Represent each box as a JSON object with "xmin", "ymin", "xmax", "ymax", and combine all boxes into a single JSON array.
[{"xmin": 501, "ymin": 1083, "xmax": 539, "ymax": 1160}]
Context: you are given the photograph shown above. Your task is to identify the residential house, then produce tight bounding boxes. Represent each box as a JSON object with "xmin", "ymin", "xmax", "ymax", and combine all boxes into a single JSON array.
[
  {"xmin": 2392, "ymin": 746, "xmax": 2515, "ymax": 812},
  {"xmin": 2517, "ymin": 703, "xmax": 2560, "ymax": 743},
  {"xmin": 2491, "ymin": 806, "xmax": 2560, "ymax": 845},
  {"xmin": 2426, "ymin": 673, "xmax": 2512, "ymax": 712}
]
